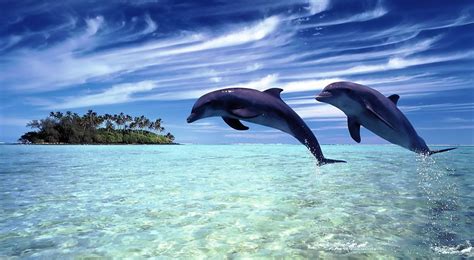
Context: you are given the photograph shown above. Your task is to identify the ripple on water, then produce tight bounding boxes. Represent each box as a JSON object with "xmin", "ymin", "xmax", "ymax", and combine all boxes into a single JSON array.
[{"xmin": 0, "ymin": 144, "xmax": 472, "ymax": 258}]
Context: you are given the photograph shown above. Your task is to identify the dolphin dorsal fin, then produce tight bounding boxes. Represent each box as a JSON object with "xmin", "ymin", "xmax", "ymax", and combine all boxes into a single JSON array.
[
  {"xmin": 222, "ymin": 117, "xmax": 249, "ymax": 131},
  {"xmin": 387, "ymin": 94, "xmax": 400, "ymax": 105},
  {"xmin": 264, "ymin": 88, "xmax": 283, "ymax": 99},
  {"xmin": 348, "ymin": 117, "xmax": 361, "ymax": 143}
]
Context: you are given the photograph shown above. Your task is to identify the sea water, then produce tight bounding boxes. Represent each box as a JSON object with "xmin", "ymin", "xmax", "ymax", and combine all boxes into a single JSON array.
[{"xmin": 0, "ymin": 144, "xmax": 473, "ymax": 258}]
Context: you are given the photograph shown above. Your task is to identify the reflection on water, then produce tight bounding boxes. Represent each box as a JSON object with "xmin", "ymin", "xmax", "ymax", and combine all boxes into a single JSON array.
[{"xmin": 0, "ymin": 144, "xmax": 472, "ymax": 258}]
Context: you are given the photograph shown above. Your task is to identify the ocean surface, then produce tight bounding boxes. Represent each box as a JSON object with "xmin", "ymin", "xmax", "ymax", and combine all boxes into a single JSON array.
[{"xmin": 0, "ymin": 144, "xmax": 473, "ymax": 258}]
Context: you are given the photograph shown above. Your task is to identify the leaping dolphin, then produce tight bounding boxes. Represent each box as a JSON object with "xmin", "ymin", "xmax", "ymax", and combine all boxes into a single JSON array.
[
  {"xmin": 187, "ymin": 88, "xmax": 345, "ymax": 166},
  {"xmin": 315, "ymin": 81, "xmax": 456, "ymax": 155}
]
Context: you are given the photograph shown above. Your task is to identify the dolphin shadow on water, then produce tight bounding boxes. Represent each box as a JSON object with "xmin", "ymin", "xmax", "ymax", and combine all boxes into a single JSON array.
[
  {"xmin": 315, "ymin": 81, "xmax": 456, "ymax": 156},
  {"xmin": 187, "ymin": 88, "xmax": 345, "ymax": 166}
]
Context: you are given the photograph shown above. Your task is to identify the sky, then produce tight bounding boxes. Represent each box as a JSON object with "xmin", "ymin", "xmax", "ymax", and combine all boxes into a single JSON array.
[{"xmin": 0, "ymin": 0, "xmax": 473, "ymax": 144}]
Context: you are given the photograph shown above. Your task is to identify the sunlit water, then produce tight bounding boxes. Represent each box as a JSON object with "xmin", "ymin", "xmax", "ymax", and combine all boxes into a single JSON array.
[{"xmin": 0, "ymin": 144, "xmax": 473, "ymax": 258}]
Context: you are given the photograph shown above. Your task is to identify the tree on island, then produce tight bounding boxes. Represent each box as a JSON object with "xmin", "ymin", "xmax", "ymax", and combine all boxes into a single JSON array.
[{"xmin": 19, "ymin": 110, "xmax": 176, "ymax": 144}]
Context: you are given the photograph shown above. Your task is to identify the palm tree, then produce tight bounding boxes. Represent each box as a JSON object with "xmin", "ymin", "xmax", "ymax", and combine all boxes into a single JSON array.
[
  {"xmin": 152, "ymin": 118, "xmax": 164, "ymax": 133},
  {"xmin": 49, "ymin": 111, "xmax": 63, "ymax": 123},
  {"xmin": 103, "ymin": 114, "xmax": 114, "ymax": 132},
  {"xmin": 137, "ymin": 115, "xmax": 147, "ymax": 133},
  {"xmin": 105, "ymin": 121, "xmax": 114, "ymax": 132},
  {"xmin": 165, "ymin": 132, "xmax": 175, "ymax": 142},
  {"xmin": 80, "ymin": 110, "xmax": 99, "ymax": 143},
  {"xmin": 96, "ymin": 115, "xmax": 105, "ymax": 129},
  {"xmin": 142, "ymin": 118, "xmax": 151, "ymax": 133},
  {"xmin": 124, "ymin": 114, "xmax": 133, "ymax": 131},
  {"xmin": 114, "ymin": 113, "xmax": 125, "ymax": 132},
  {"xmin": 130, "ymin": 116, "xmax": 139, "ymax": 132},
  {"xmin": 26, "ymin": 120, "xmax": 41, "ymax": 130}
]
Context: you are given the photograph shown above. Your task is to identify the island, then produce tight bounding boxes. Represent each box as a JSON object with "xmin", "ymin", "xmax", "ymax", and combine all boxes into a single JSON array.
[{"xmin": 19, "ymin": 110, "xmax": 176, "ymax": 144}]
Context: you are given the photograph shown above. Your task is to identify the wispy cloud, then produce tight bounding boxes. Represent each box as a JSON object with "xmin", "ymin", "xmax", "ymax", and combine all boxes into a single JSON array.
[
  {"xmin": 0, "ymin": 117, "xmax": 31, "ymax": 127},
  {"xmin": 299, "ymin": 1, "xmax": 387, "ymax": 28},
  {"xmin": 1, "ymin": 16, "xmax": 281, "ymax": 93},
  {"xmin": 300, "ymin": 51, "xmax": 474, "ymax": 78},
  {"xmin": 418, "ymin": 125, "xmax": 474, "ymax": 130},
  {"xmin": 48, "ymin": 81, "xmax": 157, "ymax": 109},
  {"xmin": 224, "ymin": 133, "xmax": 287, "ymax": 139},
  {"xmin": 311, "ymin": 124, "xmax": 347, "ymax": 131},
  {"xmin": 140, "ymin": 74, "xmax": 279, "ymax": 101},
  {"xmin": 294, "ymin": 36, "xmax": 442, "ymax": 68},
  {"xmin": 400, "ymin": 102, "xmax": 474, "ymax": 113},
  {"xmin": 142, "ymin": 13, "xmax": 158, "ymax": 34},
  {"xmin": 1, "ymin": 0, "xmax": 473, "ymax": 144},
  {"xmin": 279, "ymin": 78, "xmax": 345, "ymax": 93},
  {"xmin": 294, "ymin": 104, "xmax": 345, "ymax": 119},
  {"xmin": 306, "ymin": 0, "xmax": 331, "ymax": 15},
  {"xmin": 443, "ymin": 117, "xmax": 473, "ymax": 123}
]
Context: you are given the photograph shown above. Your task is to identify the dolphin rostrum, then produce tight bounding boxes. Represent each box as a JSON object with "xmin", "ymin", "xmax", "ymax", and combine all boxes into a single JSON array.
[
  {"xmin": 315, "ymin": 81, "xmax": 455, "ymax": 155},
  {"xmin": 187, "ymin": 88, "xmax": 345, "ymax": 165}
]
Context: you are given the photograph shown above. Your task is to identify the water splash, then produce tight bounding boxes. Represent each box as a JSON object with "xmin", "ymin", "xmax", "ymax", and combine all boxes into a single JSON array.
[
  {"xmin": 432, "ymin": 240, "xmax": 473, "ymax": 257},
  {"xmin": 415, "ymin": 154, "xmax": 461, "ymax": 252}
]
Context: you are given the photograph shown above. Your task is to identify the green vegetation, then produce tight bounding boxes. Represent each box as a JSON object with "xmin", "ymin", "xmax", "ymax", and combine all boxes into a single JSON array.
[{"xmin": 19, "ymin": 110, "xmax": 175, "ymax": 144}]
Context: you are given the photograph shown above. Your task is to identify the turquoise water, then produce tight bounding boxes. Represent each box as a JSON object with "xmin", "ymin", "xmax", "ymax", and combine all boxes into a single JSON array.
[{"xmin": 0, "ymin": 144, "xmax": 473, "ymax": 258}]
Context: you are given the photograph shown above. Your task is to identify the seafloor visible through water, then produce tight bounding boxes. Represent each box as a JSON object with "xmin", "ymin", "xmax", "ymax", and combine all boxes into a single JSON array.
[{"xmin": 0, "ymin": 144, "xmax": 472, "ymax": 258}]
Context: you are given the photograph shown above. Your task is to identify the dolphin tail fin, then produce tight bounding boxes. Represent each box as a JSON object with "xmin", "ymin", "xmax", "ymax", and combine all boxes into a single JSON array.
[
  {"xmin": 320, "ymin": 158, "xmax": 346, "ymax": 166},
  {"xmin": 428, "ymin": 147, "xmax": 456, "ymax": 156}
]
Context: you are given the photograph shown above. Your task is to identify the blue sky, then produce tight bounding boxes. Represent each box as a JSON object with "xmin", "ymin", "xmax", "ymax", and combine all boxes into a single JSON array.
[{"xmin": 0, "ymin": 0, "xmax": 473, "ymax": 144}]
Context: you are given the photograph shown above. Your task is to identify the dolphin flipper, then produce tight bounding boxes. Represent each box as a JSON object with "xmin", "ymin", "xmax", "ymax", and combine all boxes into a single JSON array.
[
  {"xmin": 365, "ymin": 104, "xmax": 395, "ymax": 130},
  {"xmin": 347, "ymin": 117, "xmax": 361, "ymax": 143},
  {"xmin": 222, "ymin": 117, "xmax": 249, "ymax": 130},
  {"xmin": 230, "ymin": 108, "xmax": 261, "ymax": 118},
  {"xmin": 387, "ymin": 94, "xmax": 400, "ymax": 105}
]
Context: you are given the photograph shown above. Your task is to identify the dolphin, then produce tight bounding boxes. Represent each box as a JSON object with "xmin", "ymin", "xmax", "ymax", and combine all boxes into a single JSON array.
[
  {"xmin": 187, "ymin": 87, "xmax": 345, "ymax": 166},
  {"xmin": 315, "ymin": 81, "xmax": 455, "ymax": 155}
]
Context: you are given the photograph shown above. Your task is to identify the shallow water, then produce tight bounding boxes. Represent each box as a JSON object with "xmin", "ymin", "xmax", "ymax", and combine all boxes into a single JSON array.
[{"xmin": 0, "ymin": 144, "xmax": 473, "ymax": 258}]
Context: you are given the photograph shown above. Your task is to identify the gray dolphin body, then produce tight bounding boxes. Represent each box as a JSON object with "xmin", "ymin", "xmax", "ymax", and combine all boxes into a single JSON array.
[
  {"xmin": 187, "ymin": 87, "xmax": 345, "ymax": 165},
  {"xmin": 316, "ymin": 81, "xmax": 455, "ymax": 155}
]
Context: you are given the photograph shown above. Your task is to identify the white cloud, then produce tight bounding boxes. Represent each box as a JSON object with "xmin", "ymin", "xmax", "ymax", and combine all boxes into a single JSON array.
[
  {"xmin": 1, "ymin": 16, "xmax": 281, "ymax": 93},
  {"xmin": 311, "ymin": 124, "xmax": 347, "ymax": 131},
  {"xmin": 48, "ymin": 81, "xmax": 157, "ymax": 109},
  {"xmin": 224, "ymin": 133, "xmax": 286, "ymax": 139},
  {"xmin": 299, "ymin": 2, "xmax": 387, "ymax": 28},
  {"xmin": 246, "ymin": 63, "xmax": 262, "ymax": 71},
  {"xmin": 3, "ymin": 2, "xmax": 473, "ymax": 134},
  {"xmin": 307, "ymin": 0, "xmax": 330, "ymax": 15},
  {"xmin": 294, "ymin": 104, "xmax": 345, "ymax": 119},
  {"xmin": 443, "ymin": 117, "xmax": 472, "ymax": 123},
  {"xmin": 310, "ymin": 51, "xmax": 474, "ymax": 78},
  {"xmin": 142, "ymin": 13, "xmax": 158, "ymax": 34},
  {"xmin": 297, "ymin": 36, "xmax": 441, "ymax": 67},
  {"xmin": 210, "ymin": 77, "xmax": 222, "ymax": 83},
  {"xmin": 0, "ymin": 35, "xmax": 23, "ymax": 51},
  {"xmin": 400, "ymin": 102, "xmax": 474, "ymax": 113},
  {"xmin": 85, "ymin": 16, "xmax": 104, "ymax": 36},
  {"xmin": 145, "ymin": 74, "xmax": 279, "ymax": 100},
  {"xmin": 279, "ymin": 78, "xmax": 345, "ymax": 93},
  {"xmin": 418, "ymin": 125, "xmax": 474, "ymax": 130},
  {"xmin": 0, "ymin": 117, "xmax": 31, "ymax": 126},
  {"xmin": 153, "ymin": 16, "xmax": 280, "ymax": 57}
]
